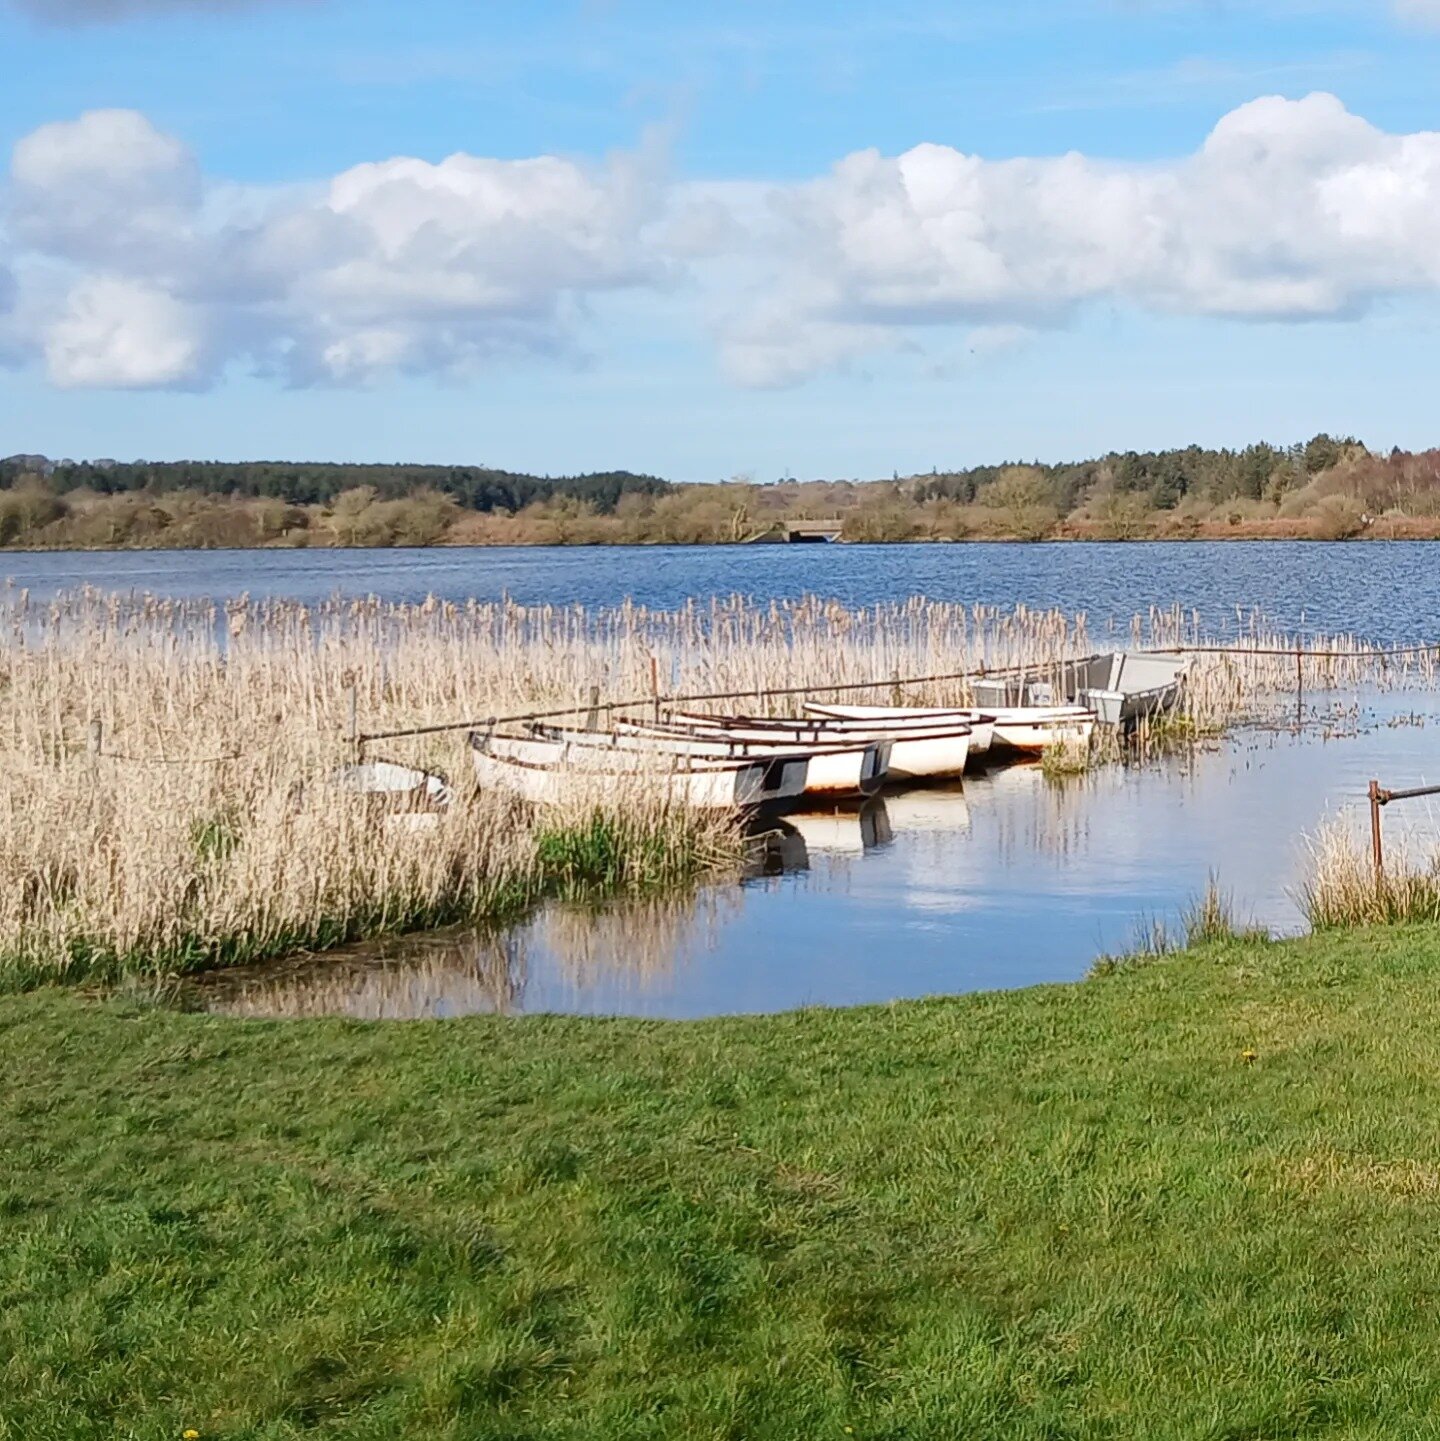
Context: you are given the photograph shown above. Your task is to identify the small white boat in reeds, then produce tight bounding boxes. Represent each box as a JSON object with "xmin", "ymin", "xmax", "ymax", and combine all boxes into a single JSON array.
[
  {"xmin": 333, "ymin": 759, "xmax": 455, "ymax": 810},
  {"xmin": 972, "ymin": 651, "xmax": 1189, "ymax": 728},
  {"xmin": 802, "ymin": 703, "xmax": 996, "ymax": 758},
  {"xmin": 610, "ymin": 718, "xmax": 891, "ymax": 798},
  {"xmin": 655, "ymin": 711, "xmax": 970, "ymax": 783},
  {"xmin": 467, "ymin": 731, "xmax": 808, "ymax": 811}
]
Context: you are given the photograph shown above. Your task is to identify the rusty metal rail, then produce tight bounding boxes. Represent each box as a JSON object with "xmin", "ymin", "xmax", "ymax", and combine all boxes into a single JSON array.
[
  {"xmin": 1166, "ymin": 643, "xmax": 1440, "ymax": 658},
  {"xmin": 353, "ymin": 665, "xmax": 992, "ymax": 752},
  {"xmin": 1367, "ymin": 779, "xmax": 1440, "ymax": 874},
  {"xmin": 350, "ymin": 637, "xmax": 1440, "ymax": 758}
]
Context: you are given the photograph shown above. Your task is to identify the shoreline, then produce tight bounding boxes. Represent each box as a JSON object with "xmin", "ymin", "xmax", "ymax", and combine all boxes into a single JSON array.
[{"xmin": 3, "ymin": 524, "xmax": 1440, "ymax": 555}]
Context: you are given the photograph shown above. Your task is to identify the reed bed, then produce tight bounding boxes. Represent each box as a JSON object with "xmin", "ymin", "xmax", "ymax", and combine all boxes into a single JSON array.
[{"xmin": 3, "ymin": 586, "xmax": 1434, "ymax": 987}]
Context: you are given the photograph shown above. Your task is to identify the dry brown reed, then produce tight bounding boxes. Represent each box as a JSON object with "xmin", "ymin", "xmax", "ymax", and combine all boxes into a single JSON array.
[{"xmin": 3, "ymin": 585, "xmax": 1433, "ymax": 986}]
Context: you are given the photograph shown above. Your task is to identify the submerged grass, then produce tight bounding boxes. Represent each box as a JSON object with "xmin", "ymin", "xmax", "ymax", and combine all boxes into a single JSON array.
[
  {"xmin": 1089, "ymin": 877, "xmax": 1270, "ymax": 976},
  {"xmin": 1039, "ymin": 736, "xmax": 1092, "ymax": 778},
  {"xmin": 10, "ymin": 925, "xmax": 1440, "ymax": 1437}
]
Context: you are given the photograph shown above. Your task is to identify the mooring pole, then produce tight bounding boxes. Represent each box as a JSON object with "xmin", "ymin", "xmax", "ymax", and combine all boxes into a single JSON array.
[
  {"xmin": 1369, "ymin": 779, "xmax": 1385, "ymax": 876},
  {"xmin": 1295, "ymin": 644, "xmax": 1304, "ymax": 722}
]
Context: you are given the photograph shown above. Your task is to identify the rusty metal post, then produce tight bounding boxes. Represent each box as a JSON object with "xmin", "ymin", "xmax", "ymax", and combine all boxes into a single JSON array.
[{"xmin": 1369, "ymin": 779, "xmax": 1385, "ymax": 876}]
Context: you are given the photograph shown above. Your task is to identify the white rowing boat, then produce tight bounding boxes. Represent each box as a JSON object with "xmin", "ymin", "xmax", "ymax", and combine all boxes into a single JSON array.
[
  {"xmin": 533, "ymin": 723, "xmax": 879, "ymax": 801},
  {"xmin": 611, "ymin": 718, "xmax": 891, "ymax": 797},
  {"xmin": 802, "ymin": 703, "xmax": 995, "ymax": 756},
  {"xmin": 983, "ymin": 706, "xmax": 1096, "ymax": 755},
  {"xmin": 655, "ymin": 711, "xmax": 970, "ymax": 783},
  {"xmin": 972, "ymin": 651, "xmax": 1189, "ymax": 727},
  {"xmin": 809, "ymin": 702, "xmax": 1094, "ymax": 755},
  {"xmin": 467, "ymin": 731, "xmax": 808, "ymax": 810}
]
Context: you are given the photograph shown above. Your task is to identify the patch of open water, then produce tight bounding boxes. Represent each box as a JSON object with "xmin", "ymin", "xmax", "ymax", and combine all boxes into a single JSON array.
[
  {"xmin": 191, "ymin": 690, "xmax": 1440, "ymax": 1021},
  {"xmin": 7, "ymin": 540, "xmax": 1440, "ymax": 642}
]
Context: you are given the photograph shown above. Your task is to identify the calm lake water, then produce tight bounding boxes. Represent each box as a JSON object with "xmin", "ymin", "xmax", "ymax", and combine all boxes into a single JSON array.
[
  {"xmin": 193, "ymin": 693, "xmax": 1440, "ymax": 1021},
  {"xmin": 3, "ymin": 539, "xmax": 1439, "ymax": 641}
]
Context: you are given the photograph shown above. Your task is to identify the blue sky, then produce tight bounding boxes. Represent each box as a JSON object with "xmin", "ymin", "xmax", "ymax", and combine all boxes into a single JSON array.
[{"xmin": 3, "ymin": 0, "xmax": 1440, "ymax": 478}]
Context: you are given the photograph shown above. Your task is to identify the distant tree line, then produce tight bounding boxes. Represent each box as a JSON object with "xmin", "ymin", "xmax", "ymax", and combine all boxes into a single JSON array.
[
  {"xmin": 0, "ymin": 457, "xmax": 672, "ymax": 515},
  {"xmin": 6, "ymin": 435, "xmax": 1440, "ymax": 549},
  {"xmin": 911, "ymin": 434, "xmax": 1363, "ymax": 513}
]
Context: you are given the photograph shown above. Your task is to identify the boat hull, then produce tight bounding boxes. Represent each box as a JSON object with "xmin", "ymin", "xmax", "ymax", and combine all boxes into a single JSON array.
[
  {"xmin": 614, "ymin": 720, "xmax": 889, "ymax": 798},
  {"xmin": 986, "ymin": 709, "xmax": 1096, "ymax": 755},
  {"xmin": 655, "ymin": 712, "xmax": 973, "ymax": 783},
  {"xmin": 467, "ymin": 732, "xmax": 807, "ymax": 810},
  {"xmin": 803, "ymin": 703, "xmax": 994, "ymax": 758}
]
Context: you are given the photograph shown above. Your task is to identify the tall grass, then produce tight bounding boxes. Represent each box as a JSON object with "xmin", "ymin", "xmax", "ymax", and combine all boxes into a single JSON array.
[
  {"xmin": 1302, "ymin": 819, "xmax": 1440, "ymax": 928},
  {"xmin": 1, "ymin": 586, "xmax": 1430, "ymax": 987}
]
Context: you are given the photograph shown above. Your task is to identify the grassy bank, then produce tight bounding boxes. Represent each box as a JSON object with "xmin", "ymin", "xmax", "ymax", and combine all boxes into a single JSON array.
[{"xmin": 8, "ymin": 925, "xmax": 1440, "ymax": 1437}]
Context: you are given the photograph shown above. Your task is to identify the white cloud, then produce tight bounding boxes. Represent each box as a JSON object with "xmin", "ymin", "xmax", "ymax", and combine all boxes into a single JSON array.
[
  {"xmin": 2, "ymin": 108, "xmax": 666, "ymax": 389},
  {"xmin": 44, "ymin": 277, "xmax": 209, "ymax": 388},
  {"xmin": 721, "ymin": 92, "xmax": 1440, "ymax": 384},
  {"xmin": 10, "ymin": 110, "xmax": 201, "ymax": 270},
  {"xmin": 9, "ymin": 94, "xmax": 1440, "ymax": 392}
]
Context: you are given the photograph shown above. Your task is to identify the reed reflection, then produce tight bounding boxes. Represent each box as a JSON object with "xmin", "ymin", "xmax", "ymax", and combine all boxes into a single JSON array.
[
  {"xmin": 532, "ymin": 890, "xmax": 743, "ymax": 991},
  {"xmin": 199, "ymin": 928, "xmax": 527, "ymax": 1020}
]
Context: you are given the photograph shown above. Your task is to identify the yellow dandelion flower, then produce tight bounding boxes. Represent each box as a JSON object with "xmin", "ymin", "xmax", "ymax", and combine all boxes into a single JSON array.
[
  {"xmin": 183, "ymin": 1430, "xmax": 200, "ymax": 1439},
  {"xmin": 1241, "ymin": 1049, "xmax": 1257, "ymax": 1063}
]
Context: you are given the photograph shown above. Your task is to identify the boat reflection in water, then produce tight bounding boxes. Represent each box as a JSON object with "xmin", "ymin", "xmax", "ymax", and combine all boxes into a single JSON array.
[{"xmin": 782, "ymin": 799, "xmax": 896, "ymax": 858}]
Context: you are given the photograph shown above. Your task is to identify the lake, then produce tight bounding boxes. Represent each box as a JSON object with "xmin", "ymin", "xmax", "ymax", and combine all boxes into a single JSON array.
[
  {"xmin": 1, "ymin": 539, "xmax": 1437, "ymax": 642},
  {"xmin": 10, "ymin": 541, "xmax": 1437, "ymax": 1020}
]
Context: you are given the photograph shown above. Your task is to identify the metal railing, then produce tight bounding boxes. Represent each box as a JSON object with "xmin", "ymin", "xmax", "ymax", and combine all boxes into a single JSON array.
[
  {"xmin": 1367, "ymin": 779, "xmax": 1440, "ymax": 874},
  {"xmin": 352, "ymin": 664, "xmax": 995, "ymax": 755}
]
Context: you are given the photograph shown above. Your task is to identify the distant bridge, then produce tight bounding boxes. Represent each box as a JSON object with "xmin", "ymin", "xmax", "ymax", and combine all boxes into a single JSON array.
[{"xmin": 743, "ymin": 517, "xmax": 846, "ymax": 544}]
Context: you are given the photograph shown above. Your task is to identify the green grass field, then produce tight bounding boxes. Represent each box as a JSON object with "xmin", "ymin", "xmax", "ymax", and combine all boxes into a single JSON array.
[{"xmin": 7, "ymin": 926, "xmax": 1440, "ymax": 1439}]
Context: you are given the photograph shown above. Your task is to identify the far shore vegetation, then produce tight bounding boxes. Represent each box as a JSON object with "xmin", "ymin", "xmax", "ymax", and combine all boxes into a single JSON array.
[{"xmin": 7, "ymin": 433, "xmax": 1440, "ymax": 549}]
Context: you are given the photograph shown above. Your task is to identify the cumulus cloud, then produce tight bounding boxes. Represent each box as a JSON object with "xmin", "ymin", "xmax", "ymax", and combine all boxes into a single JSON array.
[
  {"xmin": 11, "ymin": 109, "xmax": 201, "ymax": 269},
  {"xmin": 2, "ymin": 108, "xmax": 665, "ymax": 389},
  {"xmin": 44, "ymin": 277, "xmax": 209, "ymax": 388},
  {"xmin": 8, "ymin": 94, "xmax": 1440, "ymax": 391},
  {"xmin": 7, "ymin": 0, "xmax": 306, "ymax": 24},
  {"xmin": 720, "ymin": 92, "xmax": 1440, "ymax": 384}
]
